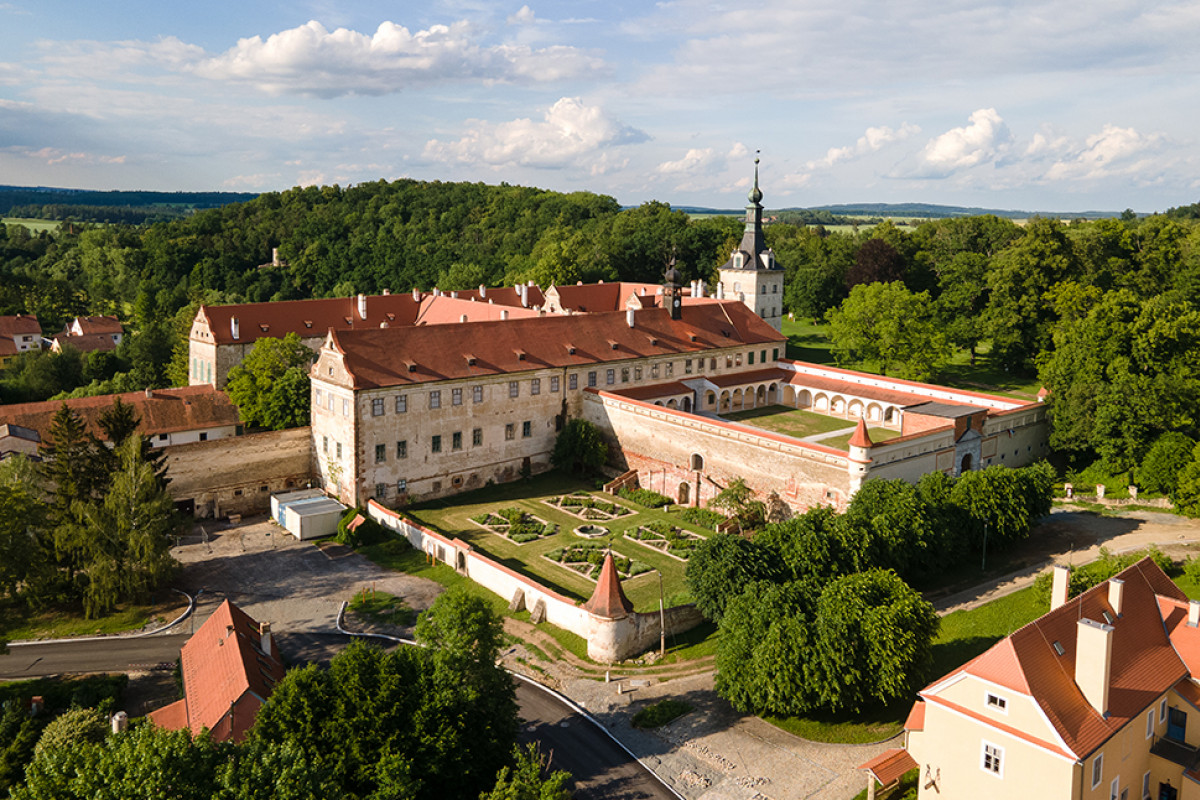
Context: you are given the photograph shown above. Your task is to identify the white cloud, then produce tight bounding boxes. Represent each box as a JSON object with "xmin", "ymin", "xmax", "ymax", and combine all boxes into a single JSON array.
[
  {"xmin": 920, "ymin": 108, "xmax": 1011, "ymax": 172},
  {"xmin": 508, "ymin": 6, "xmax": 536, "ymax": 25},
  {"xmin": 10, "ymin": 146, "xmax": 125, "ymax": 165},
  {"xmin": 423, "ymin": 97, "xmax": 647, "ymax": 169},
  {"xmin": 656, "ymin": 147, "xmax": 716, "ymax": 174},
  {"xmin": 189, "ymin": 20, "xmax": 604, "ymax": 97},
  {"xmin": 1043, "ymin": 124, "xmax": 1163, "ymax": 181},
  {"xmin": 807, "ymin": 123, "xmax": 919, "ymax": 169}
]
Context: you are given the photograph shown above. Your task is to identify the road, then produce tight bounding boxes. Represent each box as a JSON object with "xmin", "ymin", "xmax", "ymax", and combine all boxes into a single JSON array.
[{"xmin": 0, "ymin": 633, "xmax": 679, "ymax": 800}]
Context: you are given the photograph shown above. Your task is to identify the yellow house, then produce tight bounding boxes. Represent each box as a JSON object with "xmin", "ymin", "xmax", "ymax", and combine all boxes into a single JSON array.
[{"xmin": 905, "ymin": 558, "xmax": 1200, "ymax": 800}]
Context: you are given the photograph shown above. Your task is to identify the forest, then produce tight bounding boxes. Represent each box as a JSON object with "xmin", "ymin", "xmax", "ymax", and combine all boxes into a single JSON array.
[{"xmin": 1, "ymin": 178, "xmax": 1198, "ymax": 486}]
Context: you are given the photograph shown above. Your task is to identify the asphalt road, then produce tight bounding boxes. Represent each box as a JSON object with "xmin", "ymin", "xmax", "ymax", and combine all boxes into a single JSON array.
[{"xmin": 0, "ymin": 633, "xmax": 679, "ymax": 800}]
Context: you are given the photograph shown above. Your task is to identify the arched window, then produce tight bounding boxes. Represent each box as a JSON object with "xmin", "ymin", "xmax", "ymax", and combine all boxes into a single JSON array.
[
  {"xmin": 733, "ymin": 281, "xmax": 741, "ymax": 292},
  {"xmin": 691, "ymin": 453, "xmax": 704, "ymax": 471},
  {"xmin": 732, "ymin": 253, "xmax": 744, "ymax": 268}
]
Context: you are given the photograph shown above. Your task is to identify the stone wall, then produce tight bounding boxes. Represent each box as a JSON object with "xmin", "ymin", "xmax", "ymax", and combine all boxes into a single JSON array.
[
  {"xmin": 166, "ymin": 427, "xmax": 314, "ymax": 518},
  {"xmin": 366, "ymin": 500, "xmax": 703, "ymax": 662}
]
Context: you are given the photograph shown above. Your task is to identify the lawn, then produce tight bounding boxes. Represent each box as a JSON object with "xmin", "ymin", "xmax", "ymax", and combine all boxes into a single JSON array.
[
  {"xmin": 780, "ymin": 317, "xmax": 1042, "ymax": 402},
  {"xmin": 723, "ymin": 404, "xmax": 855, "ymax": 438},
  {"xmin": 400, "ymin": 472, "xmax": 713, "ymax": 614},
  {"xmin": 2, "ymin": 217, "xmax": 62, "ymax": 233},
  {"xmin": 0, "ymin": 600, "xmax": 161, "ymax": 642},
  {"xmin": 821, "ymin": 426, "xmax": 904, "ymax": 451}
]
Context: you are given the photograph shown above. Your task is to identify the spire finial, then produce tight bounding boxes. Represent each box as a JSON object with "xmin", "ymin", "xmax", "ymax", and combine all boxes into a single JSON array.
[{"xmin": 748, "ymin": 150, "xmax": 763, "ymax": 204}]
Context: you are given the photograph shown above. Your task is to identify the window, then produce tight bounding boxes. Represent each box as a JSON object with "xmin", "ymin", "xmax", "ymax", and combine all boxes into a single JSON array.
[
  {"xmin": 634, "ymin": 367, "xmax": 642, "ymax": 381},
  {"xmin": 621, "ymin": 368, "xmax": 629, "ymax": 383},
  {"xmin": 986, "ymin": 693, "xmax": 1007, "ymax": 713},
  {"xmin": 505, "ymin": 423, "xmax": 515, "ymax": 441},
  {"xmin": 429, "ymin": 391, "xmax": 441, "ymax": 409},
  {"xmin": 375, "ymin": 482, "xmax": 386, "ymax": 499},
  {"xmin": 322, "ymin": 435, "xmax": 328, "ymax": 453},
  {"xmin": 522, "ymin": 420, "xmax": 532, "ymax": 438},
  {"xmin": 735, "ymin": 353, "xmax": 742, "ymax": 366},
  {"xmin": 773, "ymin": 284, "xmax": 778, "ymax": 293},
  {"xmin": 726, "ymin": 355, "xmax": 733, "ymax": 368},
  {"xmin": 1110, "ymin": 776, "xmax": 1119, "ymax": 800},
  {"xmin": 587, "ymin": 371, "xmax": 597, "ymax": 387},
  {"xmin": 342, "ymin": 398, "xmax": 350, "ymax": 417},
  {"xmin": 748, "ymin": 352, "xmax": 755, "ymax": 365},
  {"xmin": 606, "ymin": 369, "xmax": 615, "ymax": 385},
  {"xmin": 509, "ymin": 381, "xmax": 519, "ymax": 398},
  {"xmin": 531, "ymin": 378, "xmax": 541, "ymax": 395},
  {"xmin": 981, "ymin": 742, "xmax": 1003, "ymax": 776},
  {"xmin": 1161, "ymin": 699, "xmax": 1168, "ymax": 725},
  {"xmin": 327, "ymin": 393, "xmax": 334, "ymax": 411},
  {"xmin": 396, "ymin": 440, "xmax": 407, "ymax": 459},
  {"xmin": 431, "ymin": 435, "xmax": 442, "ymax": 453},
  {"xmin": 372, "ymin": 398, "xmax": 384, "ymax": 416},
  {"xmin": 397, "ymin": 479, "xmax": 407, "ymax": 492},
  {"xmin": 569, "ymin": 374, "xmax": 578, "ymax": 390},
  {"xmin": 665, "ymin": 362, "xmax": 674, "ymax": 377},
  {"xmin": 550, "ymin": 376, "xmax": 560, "ymax": 392},
  {"xmin": 473, "ymin": 385, "xmax": 483, "ymax": 403},
  {"xmin": 761, "ymin": 349, "xmax": 767, "ymax": 363},
  {"xmin": 396, "ymin": 395, "xmax": 407, "ymax": 413},
  {"xmin": 761, "ymin": 284, "xmax": 767, "ymax": 294},
  {"xmin": 452, "ymin": 431, "xmax": 462, "ymax": 451},
  {"xmin": 1092, "ymin": 754, "xmax": 1103, "ymax": 789},
  {"xmin": 685, "ymin": 359, "xmax": 693, "ymax": 374},
  {"xmin": 651, "ymin": 363, "xmax": 660, "ymax": 378},
  {"xmin": 336, "ymin": 441, "xmax": 342, "ymax": 459},
  {"xmin": 315, "ymin": 388, "xmax": 323, "ymax": 405},
  {"xmin": 1147, "ymin": 710, "xmax": 1155, "ymax": 739},
  {"xmin": 697, "ymin": 358, "xmax": 705, "ymax": 372},
  {"xmin": 199, "ymin": 432, "xmax": 208, "ymax": 441},
  {"xmin": 452, "ymin": 388, "xmax": 462, "ymax": 406},
  {"xmin": 375, "ymin": 444, "xmax": 386, "ymax": 463},
  {"xmin": 472, "ymin": 428, "xmax": 482, "ymax": 446},
  {"xmin": 158, "ymin": 433, "xmax": 168, "ymax": 442},
  {"xmin": 1143, "ymin": 772, "xmax": 1151, "ymax": 799},
  {"xmin": 773, "ymin": 348, "xmax": 779, "ymax": 361},
  {"xmin": 710, "ymin": 358, "xmax": 717, "ymax": 370}
]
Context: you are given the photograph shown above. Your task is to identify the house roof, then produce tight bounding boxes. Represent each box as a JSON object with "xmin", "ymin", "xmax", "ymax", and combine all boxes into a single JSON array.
[
  {"xmin": 0, "ymin": 339, "xmax": 17, "ymax": 357},
  {"xmin": 547, "ymin": 282, "xmax": 665, "ymax": 313},
  {"xmin": 51, "ymin": 332, "xmax": 120, "ymax": 354},
  {"xmin": 923, "ymin": 557, "xmax": 1189, "ymax": 759},
  {"xmin": 848, "ymin": 418, "xmax": 873, "ymax": 448},
  {"xmin": 0, "ymin": 314, "xmax": 41, "ymax": 337},
  {"xmin": 858, "ymin": 748, "xmax": 918, "ymax": 787},
  {"xmin": 454, "ymin": 284, "xmax": 546, "ymax": 309},
  {"xmin": 582, "ymin": 551, "xmax": 634, "ymax": 619},
  {"xmin": 904, "ymin": 401, "xmax": 983, "ymax": 418},
  {"xmin": 0, "ymin": 424, "xmax": 40, "ymax": 443},
  {"xmin": 197, "ymin": 294, "xmax": 424, "ymax": 345},
  {"xmin": 70, "ymin": 315, "xmax": 123, "ymax": 335},
  {"xmin": 322, "ymin": 302, "xmax": 784, "ymax": 390},
  {"xmin": 904, "ymin": 700, "xmax": 926, "ymax": 732},
  {"xmin": 0, "ymin": 385, "xmax": 240, "ymax": 444},
  {"xmin": 165, "ymin": 599, "xmax": 285, "ymax": 742}
]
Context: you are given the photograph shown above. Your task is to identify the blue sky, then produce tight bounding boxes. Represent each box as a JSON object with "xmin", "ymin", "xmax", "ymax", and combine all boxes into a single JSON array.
[{"xmin": 1, "ymin": 0, "xmax": 1197, "ymax": 211}]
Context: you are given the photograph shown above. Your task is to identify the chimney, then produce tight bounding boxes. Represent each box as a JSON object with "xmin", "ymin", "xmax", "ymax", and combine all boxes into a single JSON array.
[
  {"xmin": 111, "ymin": 711, "xmax": 128, "ymax": 734},
  {"xmin": 460, "ymin": 314, "xmax": 468, "ymax": 323},
  {"xmin": 382, "ymin": 288, "xmax": 390, "ymax": 295},
  {"xmin": 357, "ymin": 294, "xmax": 367, "ymax": 320},
  {"xmin": 144, "ymin": 387, "xmax": 152, "ymax": 399},
  {"xmin": 451, "ymin": 291, "xmax": 458, "ymax": 298},
  {"xmin": 411, "ymin": 288, "xmax": 420, "ymax": 302},
  {"xmin": 626, "ymin": 308, "xmax": 636, "ymax": 328},
  {"xmin": 1051, "ymin": 565, "xmax": 1070, "ymax": 610},
  {"xmin": 1076, "ymin": 618, "xmax": 1114, "ymax": 716},
  {"xmin": 501, "ymin": 309, "xmax": 509, "ymax": 320},
  {"xmin": 1108, "ymin": 578, "xmax": 1124, "ymax": 616},
  {"xmin": 259, "ymin": 621, "xmax": 272, "ymax": 658},
  {"xmin": 520, "ymin": 285, "xmax": 529, "ymax": 307},
  {"xmin": 1189, "ymin": 600, "xmax": 1200, "ymax": 627},
  {"xmin": 698, "ymin": 281, "xmax": 707, "ymax": 298},
  {"xmin": 479, "ymin": 284, "xmax": 487, "ymax": 298},
  {"xmin": 717, "ymin": 283, "xmax": 725, "ymax": 299},
  {"xmin": 231, "ymin": 316, "xmax": 240, "ymax": 340},
  {"xmin": 271, "ymin": 247, "xmax": 280, "ymax": 267}
]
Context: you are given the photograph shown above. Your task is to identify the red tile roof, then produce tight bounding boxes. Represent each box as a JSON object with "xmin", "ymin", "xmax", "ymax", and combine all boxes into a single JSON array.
[
  {"xmin": 858, "ymin": 748, "xmax": 917, "ymax": 786},
  {"xmin": 324, "ymin": 303, "xmax": 784, "ymax": 390},
  {"xmin": 848, "ymin": 418, "xmax": 873, "ymax": 448},
  {"xmin": 412, "ymin": 294, "xmax": 540, "ymax": 325},
  {"xmin": 198, "ymin": 294, "xmax": 424, "ymax": 345},
  {"xmin": 0, "ymin": 339, "xmax": 17, "ymax": 357},
  {"xmin": 704, "ymin": 368, "xmax": 785, "ymax": 388},
  {"xmin": 454, "ymin": 285, "xmax": 546, "ymax": 308},
  {"xmin": 0, "ymin": 385, "xmax": 240, "ymax": 444},
  {"xmin": 0, "ymin": 314, "xmax": 41, "ymax": 337},
  {"xmin": 781, "ymin": 359, "xmax": 1020, "ymax": 409},
  {"xmin": 782, "ymin": 369, "xmax": 954, "ymax": 408},
  {"xmin": 146, "ymin": 698, "xmax": 188, "ymax": 732},
  {"xmin": 904, "ymin": 700, "xmax": 926, "ymax": 732},
  {"xmin": 152, "ymin": 599, "xmax": 285, "ymax": 743},
  {"xmin": 548, "ymin": 282, "xmax": 663, "ymax": 312},
  {"xmin": 925, "ymin": 557, "xmax": 1188, "ymax": 759},
  {"xmin": 583, "ymin": 552, "xmax": 634, "ymax": 618},
  {"xmin": 51, "ymin": 332, "xmax": 120, "ymax": 354},
  {"xmin": 70, "ymin": 315, "xmax": 123, "ymax": 335}
]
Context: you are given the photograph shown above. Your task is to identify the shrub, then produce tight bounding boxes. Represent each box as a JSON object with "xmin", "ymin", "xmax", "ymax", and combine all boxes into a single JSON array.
[
  {"xmin": 678, "ymin": 507, "xmax": 724, "ymax": 530},
  {"xmin": 632, "ymin": 699, "xmax": 693, "ymax": 729},
  {"xmin": 1144, "ymin": 434, "xmax": 1200, "ymax": 496},
  {"xmin": 618, "ymin": 487, "xmax": 673, "ymax": 508},
  {"xmin": 337, "ymin": 507, "xmax": 388, "ymax": 548}
]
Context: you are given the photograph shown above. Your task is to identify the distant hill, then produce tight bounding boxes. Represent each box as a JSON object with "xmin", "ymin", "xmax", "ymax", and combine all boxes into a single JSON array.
[
  {"xmin": 0, "ymin": 185, "xmax": 260, "ymax": 224},
  {"xmin": 675, "ymin": 202, "xmax": 1128, "ymax": 220}
]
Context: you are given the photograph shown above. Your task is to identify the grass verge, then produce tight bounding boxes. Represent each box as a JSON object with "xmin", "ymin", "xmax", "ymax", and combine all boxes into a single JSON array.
[
  {"xmin": 348, "ymin": 589, "xmax": 415, "ymax": 627},
  {"xmin": 633, "ymin": 698, "xmax": 694, "ymax": 729},
  {"xmin": 0, "ymin": 601, "xmax": 158, "ymax": 642}
]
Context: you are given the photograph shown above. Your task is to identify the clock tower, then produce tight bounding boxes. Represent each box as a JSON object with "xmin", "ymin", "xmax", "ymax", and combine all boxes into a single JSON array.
[{"xmin": 717, "ymin": 156, "xmax": 784, "ymax": 331}]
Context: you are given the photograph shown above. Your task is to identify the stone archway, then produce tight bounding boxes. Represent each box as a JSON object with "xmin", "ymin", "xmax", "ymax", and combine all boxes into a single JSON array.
[
  {"xmin": 682, "ymin": 395, "xmax": 692, "ymax": 412},
  {"xmin": 961, "ymin": 453, "xmax": 973, "ymax": 473},
  {"xmin": 799, "ymin": 389, "xmax": 812, "ymax": 408},
  {"xmin": 678, "ymin": 481, "xmax": 690, "ymax": 505},
  {"xmin": 783, "ymin": 385, "xmax": 796, "ymax": 405},
  {"xmin": 667, "ymin": 398, "xmax": 678, "ymax": 409},
  {"xmin": 768, "ymin": 383, "xmax": 778, "ymax": 403},
  {"xmin": 814, "ymin": 392, "xmax": 829, "ymax": 411},
  {"xmin": 756, "ymin": 385, "xmax": 767, "ymax": 406}
]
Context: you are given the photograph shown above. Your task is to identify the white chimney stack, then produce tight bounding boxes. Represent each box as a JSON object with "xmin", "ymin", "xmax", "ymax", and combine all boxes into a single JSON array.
[
  {"xmin": 271, "ymin": 247, "xmax": 280, "ymax": 267},
  {"xmin": 259, "ymin": 621, "xmax": 272, "ymax": 659},
  {"xmin": 1076, "ymin": 618, "xmax": 1113, "ymax": 716},
  {"xmin": 479, "ymin": 284, "xmax": 487, "ymax": 298},
  {"xmin": 1051, "ymin": 565, "xmax": 1070, "ymax": 610},
  {"xmin": 460, "ymin": 314, "xmax": 468, "ymax": 323},
  {"xmin": 111, "ymin": 711, "xmax": 128, "ymax": 734},
  {"xmin": 699, "ymin": 281, "xmax": 707, "ymax": 298},
  {"xmin": 231, "ymin": 317, "xmax": 240, "ymax": 340},
  {"xmin": 451, "ymin": 291, "xmax": 458, "ymax": 298},
  {"xmin": 501, "ymin": 309, "xmax": 509, "ymax": 320},
  {"xmin": 1189, "ymin": 601, "xmax": 1200, "ymax": 627},
  {"xmin": 627, "ymin": 308, "xmax": 636, "ymax": 328},
  {"xmin": 382, "ymin": 288, "xmax": 390, "ymax": 295},
  {"xmin": 717, "ymin": 283, "xmax": 725, "ymax": 299},
  {"xmin": 1108, "ymin": 578, "xmax": 1124, "ymax": 616},
  {"xmin": 411, "ymin": 288, "xmax": 420, "ymax": 302},
  {"xmin": 358, "ymin": 294, "xmax": 367, "ymax": 320}
]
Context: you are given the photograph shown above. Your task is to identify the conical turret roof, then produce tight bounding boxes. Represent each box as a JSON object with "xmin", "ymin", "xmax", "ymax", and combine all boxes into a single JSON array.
[
  {"xmin": 848, "ymin": 417, "xmax": 873, "ymax": 448},
  {"xmin": 583, "ymin": 551, "xmax": 634, "ymax": 619}
]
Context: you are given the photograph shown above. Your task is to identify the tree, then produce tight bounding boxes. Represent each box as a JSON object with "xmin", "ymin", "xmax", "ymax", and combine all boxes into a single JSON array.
[
  {"xmin": 845, "ymin": 237, "xmax": 905, "ymax": 288},
  {"xmin": 95, "ymin": 396, "xmax": 169, "ymax": 488},
  {"xmin": 31, "ymin": 708, "xmax": 107, "ymax": 757},
  {"xmin": 708, "ymin": 477, "xmax": 766, "ymax": 535},
  {"xmin": 550, "ymin": 419, "xmax": 608, "ymax": 476},
  {"xmin": 840, "ymin": 478, "xmax": 933, "ymax": 581},
  {"xmin": 754, "ymin": 506, "xmax": 861, "ymax": 587},
  {"xmin": 826, "ymin": 281, "xmax": 949, "ymax": 380},
  {"xmin": 808, "ymin": 570, "xmax": 939, "ymax": 712},
  {"xmin": 1140, "ymin": 432, "xmax": 1197, "ymax": 495},
  {"xmin": 481, "ymin": 744, "xmax": 572, "ymax": 800},
  {"xmin": 226, "ymin": 332, "xmax": 312, "ymax": 430},
  {"xmin": 685, "ymin": 533, "xmax": 782, "ymax": 622}
]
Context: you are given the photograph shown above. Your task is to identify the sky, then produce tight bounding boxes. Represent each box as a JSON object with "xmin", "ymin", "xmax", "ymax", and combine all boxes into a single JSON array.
[{"xmin": 1, "ymin": 1, "xmax": 1198, "ymax": 212}]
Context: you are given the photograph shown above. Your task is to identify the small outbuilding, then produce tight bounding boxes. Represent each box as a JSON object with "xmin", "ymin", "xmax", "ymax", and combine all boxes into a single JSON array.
[
  {"xmin": 280, "ymin": 494, "xmax": 346, "ymax": 540},
  {"xmin": 270, "ymin": 488, "xmax": 324, "ymax": 525}
]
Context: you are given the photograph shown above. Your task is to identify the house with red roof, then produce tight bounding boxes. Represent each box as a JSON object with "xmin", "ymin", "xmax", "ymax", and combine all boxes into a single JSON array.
[
  {"xmin": 50, "ymin": 315, "xmax": 125, "ymax": 355},
  {"xmin": 903, "ymin": 558, "xmax": 1200, "ymax": 800},
  {"xmin": 0, "ymin": 314, "xmax": 42, "ymax": 369},
  {"xmin": 148, "ymin": 599, "xmax": 284, "ymax": 743}
]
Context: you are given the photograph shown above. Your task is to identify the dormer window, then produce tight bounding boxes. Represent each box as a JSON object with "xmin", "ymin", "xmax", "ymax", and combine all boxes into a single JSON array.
[
  {"xmin": 986, "ymin": 693, "xmax": 1008, "ymax": 713},
  {"xmin": 608, "ymin": 341, "xmax": 619, "ymax": 350},
  {"xmin": 515, "ymin": 350, "xmax": 526, "ymax": 361},
  {"xmin": 1102, "ymin": 610, "xmax": 1114, "ymax": 625},
  {"xmin": 566, "ymin": 344, "xmax": 576, "ymax": 355},
  {"xmin": 732, "ymin": 253, "xmax": 744, "ymax": 269},
  {"xmin": 465, "ymin": 355, "xmax": 477, "ymax": 366},
  {"xmin": 1052, "ymin": 641, "xmax": 1065, "ymax": 656},
  {"xmin": 259, "ymin": 324, "xmax": 270, "ymax": 332},
  {"xmin": 304, "ymin": 320, "xmax": 313, "ymax": 328}
]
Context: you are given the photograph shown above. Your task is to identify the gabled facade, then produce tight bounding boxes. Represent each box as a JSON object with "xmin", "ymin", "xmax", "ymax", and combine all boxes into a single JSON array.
[
  {"xmin": 0, "ymin": 314, "xmax": 41, "ymax": 368},
  {"xmin": 906, "ymin": 558, "xmax": 1200, "ymax": 800}
]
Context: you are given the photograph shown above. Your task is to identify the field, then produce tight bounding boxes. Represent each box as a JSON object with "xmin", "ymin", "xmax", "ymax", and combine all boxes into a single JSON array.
[
  {"xmin": 781, "ymin": 317, "xmax": 1042, "ymax": 403},
  {"xmin": 2, "ymin": 217, "xmax": 62, "ymax": 233},
  {"xmin": 404, "ymin": 472, "xmax": 714, "ymax": 612}
]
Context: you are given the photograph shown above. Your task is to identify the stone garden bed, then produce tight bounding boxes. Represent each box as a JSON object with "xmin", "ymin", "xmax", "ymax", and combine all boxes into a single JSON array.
[
  {"xmin": 469, "ymin": 507, "xmax": 558, "ymax": 544},
  {"xmin": 543, "ymin": 492, "xmax": 634, "ymax": 521},
  {"xmin": 542, "ymin": 543, "xmax": 652, "ymax": 581},
  {"xmin": 624, "ymin": 522, "xmax": 704, "ymax": 561}
]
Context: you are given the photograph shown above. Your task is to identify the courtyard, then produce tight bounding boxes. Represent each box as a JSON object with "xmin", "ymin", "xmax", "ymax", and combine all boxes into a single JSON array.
[
  {"xmin": 404, "ymin": 472, "xmax": 715, "ymax": 613},
  {"xmin": 722, "ymin": 403, "xmax": 902, "ymax": 448}
]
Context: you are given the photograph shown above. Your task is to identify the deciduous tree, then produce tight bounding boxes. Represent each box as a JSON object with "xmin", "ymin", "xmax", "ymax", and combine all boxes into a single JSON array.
[{"xmin": 226, "ymin": 332, "xmax": 312, "ymax": 430}]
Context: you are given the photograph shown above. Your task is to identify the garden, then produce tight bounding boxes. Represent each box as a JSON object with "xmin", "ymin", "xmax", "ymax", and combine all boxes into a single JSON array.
[
  {"xmin": 542, "ymin": 491, "xmax": 634, "ymax": 521},
  {"xmin": 542, "ymin": 542, "xmax": 652, "ymax": 581},
  {"xmin": 624, "ymin": 522, "xmax": 704, "ymax": 560},
  {"xmin": 469, "ymin": 507, "xmax": 558, "ymax": 544}
]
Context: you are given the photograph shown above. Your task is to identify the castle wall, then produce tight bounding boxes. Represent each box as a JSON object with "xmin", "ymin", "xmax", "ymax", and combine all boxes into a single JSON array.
[{"xmin": 165, "ymin": 427, "xmax": 314, "ymax": 518}]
